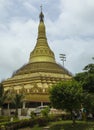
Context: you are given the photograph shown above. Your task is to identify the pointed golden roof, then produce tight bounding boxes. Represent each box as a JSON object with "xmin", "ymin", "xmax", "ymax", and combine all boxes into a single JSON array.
[{"xmin": 29, "ymin": 9, "xmax": 55, "ymax": 63}]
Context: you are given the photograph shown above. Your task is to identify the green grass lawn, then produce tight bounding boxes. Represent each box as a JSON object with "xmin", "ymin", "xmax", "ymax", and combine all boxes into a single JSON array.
[
  {"xmin": 18, "ymin": 126, "xmax": 42, "ymax": 130},
  {"xmin": 30, "ymin": 120, "xmax": 94, "ymax": 130},
  {"xmin": 49, "ymin": 120, "xmax": 94, "ymax": 130},
  {"xmin": 31, "ymin": 125, "xmax": 43, "ymax": 130}
]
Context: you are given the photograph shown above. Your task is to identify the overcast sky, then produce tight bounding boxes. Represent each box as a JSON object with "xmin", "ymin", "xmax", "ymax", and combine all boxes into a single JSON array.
[{"xmin": 0, "ymin": 0, "xmax": 94, "ymax": 82}]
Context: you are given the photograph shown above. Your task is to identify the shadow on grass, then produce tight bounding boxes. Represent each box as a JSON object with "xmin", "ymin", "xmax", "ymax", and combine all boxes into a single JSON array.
[{"xmin": 49, "ymin": 121, "xmax": 94, "ymax": 130}]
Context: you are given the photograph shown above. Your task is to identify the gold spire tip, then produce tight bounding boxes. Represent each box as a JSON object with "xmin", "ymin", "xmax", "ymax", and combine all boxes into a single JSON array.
[{"xmin": 39, "ymin": 5, "xmax": 44, "ymax": 22}]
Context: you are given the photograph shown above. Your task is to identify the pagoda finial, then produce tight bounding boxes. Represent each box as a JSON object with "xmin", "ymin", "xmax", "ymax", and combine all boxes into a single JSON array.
[{"xmin": 39, "ymin": 5, "xmax": 44, "ymax": 22}]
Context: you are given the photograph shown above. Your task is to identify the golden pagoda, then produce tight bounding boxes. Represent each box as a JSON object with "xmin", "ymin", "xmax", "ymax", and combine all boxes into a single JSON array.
[{"xmin": 3, "ymin": 9, "xmax": 72, "ymax": 108}]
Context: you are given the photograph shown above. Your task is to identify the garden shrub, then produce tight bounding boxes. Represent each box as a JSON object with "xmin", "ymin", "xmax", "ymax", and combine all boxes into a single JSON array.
[
  {"xmin": 49, "ymin": 114, "xmax": 62, "ymax": 122},
  {"xmin": 41, "ymin": 106, "xmax": 50, "ymax": 118},
  {"xmin": 0, "ymin": 115, "xmax": 69, "ymax": 129},
  {"xmin": 36, "ymin": 117, "xmax": 49, "ymax": 127},
  {"xmin": 61, "ymin": 113, "xmax": 71, "ymax": 120},
  {"xmin": 5, "ymin": 118, "xmax": 38, "ymax": 129},
  {"xmin": 30, "ymin": 111, "xmax": 36, "ymax": 119},
  {"xmin": 29, "ymin": 118, "xmax": 38, "ymax": 127},
  {"xmin": 0, "ymin": 116, "xmax": 10, "ymax": 123}
]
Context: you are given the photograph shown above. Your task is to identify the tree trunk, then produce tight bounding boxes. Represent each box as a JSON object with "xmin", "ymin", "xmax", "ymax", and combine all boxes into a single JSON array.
[
  {"xmin": 71, "ymin": 111, "xmax": 76, "ymax": 125},
  {"xmin": 8, "ymin": 103, "xmax": 10, "ymax": 116},
  {"xmin": 15, "ymin": 107, "xmax": 18, "ymax": 117},
  {"xmin": 0, "ymin": 107, "xmax": 4, "ymax": 116}
]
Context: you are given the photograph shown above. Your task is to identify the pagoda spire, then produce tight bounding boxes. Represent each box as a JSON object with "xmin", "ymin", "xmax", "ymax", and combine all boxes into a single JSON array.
[
  {"xmin": 29, "ymin": 8, "xmax": 55, "ymax": 63},
  {"xmin": 39, "ymin": 5, "xmax": 44, "ymax": 22}
]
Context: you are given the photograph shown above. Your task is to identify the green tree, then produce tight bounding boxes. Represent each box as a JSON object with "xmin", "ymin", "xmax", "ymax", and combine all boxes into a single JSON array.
[
  {"xmin": 0, "ymin": 83, "xmax": 9, "ymax": 115},
  {"xmin": 74, "ymin": 63, "xmax": 94, "ymax": 93},
  {"xmin": 74, "ymin": 62, "xmax": 94, "ymax": 114},
  {"xmin": 82, "ymin": 92, "xmax": 94, "ymax": 113},
  {"xmin": 13, "ymin": 93, "xmax": 23, "ymax": 117},
  {"xmin": 49, "ymin": 80, "xmax": 82, "ymax": 124},
  {"xmin": 83, "ymin": 63, "xmax": 94, "ymax": 73}
]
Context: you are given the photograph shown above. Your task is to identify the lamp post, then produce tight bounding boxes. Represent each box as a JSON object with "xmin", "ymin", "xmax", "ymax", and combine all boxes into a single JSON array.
[{"xmin": 59, "ymin": 54, "xmax": 66, "ymax": 67}]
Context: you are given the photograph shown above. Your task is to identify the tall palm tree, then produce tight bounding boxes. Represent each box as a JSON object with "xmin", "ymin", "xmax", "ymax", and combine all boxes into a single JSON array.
[
  {"xmin": 6, "ymin": 89, "xmax": 14, "ymax": 116},
  {"xmin": 13, "ymin": 93, "xmax": 23, "ymax": 117}
]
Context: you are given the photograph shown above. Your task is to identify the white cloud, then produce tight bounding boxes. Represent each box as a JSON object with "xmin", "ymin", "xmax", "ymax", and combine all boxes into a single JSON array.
[
  {"xmin": 59, "ymin": 0, "xmax": 94, "ymax": 37},
  {"xmin": 23, "ymin": 1, "xmax": 37, "ymax": 12}
]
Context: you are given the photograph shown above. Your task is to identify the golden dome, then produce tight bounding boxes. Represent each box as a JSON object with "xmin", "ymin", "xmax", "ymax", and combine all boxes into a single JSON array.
[{"xmin": 13, "ymin": 62, "xmax": 71, "ymax": 76}]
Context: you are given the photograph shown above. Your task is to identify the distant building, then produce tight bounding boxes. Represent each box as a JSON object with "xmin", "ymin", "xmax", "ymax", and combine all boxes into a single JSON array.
[{"xmin": 3, "ymin": 10, "xmax": 72, "ymax": 108}]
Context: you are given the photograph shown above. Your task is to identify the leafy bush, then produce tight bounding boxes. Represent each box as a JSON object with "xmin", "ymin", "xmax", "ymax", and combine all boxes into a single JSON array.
[
  {"xmin": 61, "ymin": 113, "xmax": 71, "ymax": 120},
  {"xmin": 49, "ymin": 114, "xmax": 62, "ymax": 122},
  {"xmin": 36, "ymin": 117, "xmax": 48, "ymax": 127},
  {"xmin": 41, "ymin": 106, "xmax": 50, "ymax": 118},
  {"xmin": 0, "ymin": 114, "xmax": 71, "ymax": 129},
  {"xmin": 30, "ymin": 111, "xmax": 36, "ymax": 119},
  {"xmin": 0, "ymin": 116, "xmax": 10, "ymax": 123}
]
